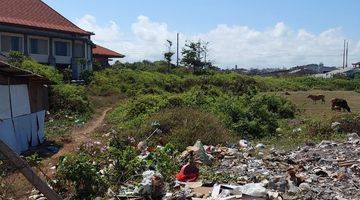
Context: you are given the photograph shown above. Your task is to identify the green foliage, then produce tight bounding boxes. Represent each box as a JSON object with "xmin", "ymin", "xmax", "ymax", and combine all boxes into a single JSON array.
[
  {"xmin": 6, "ymin": 51, "xmax": 91, "ymax": 115},
  {"xmin": 25, "ymin": 153, "xmax": 43, "ymax": 167},
  {"xmin": 144, "ymin": 144, "xmax": 179, "ymax": 182},
  {"xmin": 21, "ymin": 60, "xmax": 63, "ymax": 84},
  {"xmin": 7, "ymin": 52, "xmax": 63, "ymax": 84},
  {"xmin": 7, "ymin": 51, "xmax": 26, "ymax": 66},
  {"xmin": 306, "ymin": 119, "xmax": 334, "ymax": 135},
  {"xmin": 108, "ymin": 85, "xmax": 296, "ymax": 147},
  {"xmin": 50, "ymin": 84, "xmax": 91, "ymax": 114},
  {"xmin": 106, "ymin": 146, "xmax": 146, "ymax": 183},
  {"xmin": 55, "ymin": 153, "xmax": 108, "ymax": 199},
  {"xmin": 138, "ymin": 107, "xmax": 235, "ymax": 151},
  {"xmin": 255, "ymin": 76, "xmax": 360, "ymax": 92},
  {"xmin": 181, "ymin": 41, "xmax": 209, "ymax": 74},
  {"xmin": 200, "ymin": 165, "xmax": 238, "ymax": 183},
  {"xmin": 80, "ymin": 70, "xmax": 94, "ymax": 85},
  {"xmin": 164, "ymin": 40, "xmax": 175, "ymax": 65},
  {"xmin": 332, "ymin": 113, "xmax": 360, "ymax": 133},
  {"xmin": 216, "ymin": 93, "xmax": 296, "ymax": 138}
]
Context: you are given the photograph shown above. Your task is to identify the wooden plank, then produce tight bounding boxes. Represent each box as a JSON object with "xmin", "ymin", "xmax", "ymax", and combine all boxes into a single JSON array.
[{"xmin": 0, "ymin": 139, "xmax": 62, "ymax": 200}]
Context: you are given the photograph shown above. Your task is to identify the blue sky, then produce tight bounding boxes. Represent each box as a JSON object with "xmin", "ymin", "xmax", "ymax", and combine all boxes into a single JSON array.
[{"xmin": 44, "ymin": 0, "xmax": 360, "ymax": 68}]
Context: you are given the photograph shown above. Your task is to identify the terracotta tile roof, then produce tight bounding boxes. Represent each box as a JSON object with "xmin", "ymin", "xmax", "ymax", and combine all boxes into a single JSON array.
[
  {"xmin": 93, "ymin": 45, "xmax": 125, "ymax": 58},
  {"xmin": 0, "ymin": 0, "xmax": 91, "ymax": 35}
]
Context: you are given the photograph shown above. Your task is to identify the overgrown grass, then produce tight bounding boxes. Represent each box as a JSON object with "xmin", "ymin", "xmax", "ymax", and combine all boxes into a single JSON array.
[{"xmin": 90, "ymin": 64, "xmax": 360, "ymax": 97}]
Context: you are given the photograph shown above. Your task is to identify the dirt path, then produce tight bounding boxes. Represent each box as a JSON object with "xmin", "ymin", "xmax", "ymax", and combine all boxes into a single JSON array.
[
  {"xmin": 54, "ymin": 107, "xmax": 112, "ymax": 159},
  {"xmin": 2, "ymin": 107, "xmax": 113, "ymax": 199}
]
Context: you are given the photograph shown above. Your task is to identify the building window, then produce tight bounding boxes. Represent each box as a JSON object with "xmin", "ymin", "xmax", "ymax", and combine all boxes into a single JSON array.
[
  {"xmin": 30, "ymin": 38, "xmax": 48, "ymax": 55},
  {"xmin": 74, "ymin": 42, "xmax": 85, "ymax": 58},
  {"xmin": 54, "ymin": 41, "xmax": 70, "ymax": 56},
  {"xmin": 1, "ymin": 35, "xmax": 23, "ymax": 52}
]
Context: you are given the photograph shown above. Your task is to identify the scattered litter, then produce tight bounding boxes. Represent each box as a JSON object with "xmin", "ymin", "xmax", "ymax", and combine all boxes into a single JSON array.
[
  {"xmin": 137, "ymin": 170, "xmax": 165, "ymax": 199},
  {"xmin": 176, "ymin": 151, "xmax": 200, "ymax": 182},
  {"xmin": 107, "ymin": 133, "xmax": 360, "ymax": 199},
  {"xmin": 238, "ymin": 140, "xmax": 249, "ymax": 148}
]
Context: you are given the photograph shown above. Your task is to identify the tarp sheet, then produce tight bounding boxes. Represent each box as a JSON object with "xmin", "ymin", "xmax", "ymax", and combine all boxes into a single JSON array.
[
  {"xmin": 13, "ymin": 114, "xmax": 32, "ymax": 153},
  {"xmin": 36, "ymin": 110, "xmax": 45, "ymax": 143},
  {"xmin": 10, "ymin": 84, "xmax": 31, "ymax": 118},
  {"xmin": 0, "ymin": 85, "xmax": 11, "ymax": 120},
  {"xmin": 0, "ymin": 110, "xmax": 46, "ymax": 154},
  {"xmin": 0, "ymin": 119, "xmax": 19, "ymax": 153},
  {"xmin": 30, "ymin": 113, "xmax": 39, "ymax": 147}
]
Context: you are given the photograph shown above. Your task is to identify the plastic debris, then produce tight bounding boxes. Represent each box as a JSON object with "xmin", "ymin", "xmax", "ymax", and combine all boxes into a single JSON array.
[
  {"xmin": 137, "ymin": 170, "xmax": 165, "ymax": 199},
  {"xmin": 176, "ymin": 151, "xmax": 200, "ymax": 182},
  {"xmin": 238, "ymin": 139, "xmax": 249, "ymax": 148}
]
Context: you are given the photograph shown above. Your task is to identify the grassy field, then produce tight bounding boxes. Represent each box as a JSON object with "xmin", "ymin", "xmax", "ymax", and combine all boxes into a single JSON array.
[{"xmin": 272, "ymin": 90, "xmax": 360, "ymax": 119}]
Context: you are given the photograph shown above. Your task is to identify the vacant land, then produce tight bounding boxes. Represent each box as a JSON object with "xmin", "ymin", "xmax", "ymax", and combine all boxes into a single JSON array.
[{"xmin": 272, "ymin": 90, "xmax": 360, "ymax": 119}]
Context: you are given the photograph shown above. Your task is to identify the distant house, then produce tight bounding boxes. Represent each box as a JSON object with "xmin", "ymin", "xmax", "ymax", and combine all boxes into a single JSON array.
[
  {"xmin": 352, "ymin": 62, "xmax": 360, "ymax": 68},
  {"xmin": 0, "ymin": 57, "xmax": 51, "ymax": 154},
  {"xmin": 0, "ymin": 0, "xmax": 123, "ymax": 79},
  {"xmin": 93, "ymin": 45, "xmax": 125, "ymax": 67}
]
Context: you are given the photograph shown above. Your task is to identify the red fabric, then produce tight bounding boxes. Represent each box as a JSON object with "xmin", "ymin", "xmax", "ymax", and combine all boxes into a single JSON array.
[
  {"xmin": 0, "ymin": 0, "xmax": 90, "ymax": 35},
  {"xmin": 176, "ymin": 163, "xmax": 199, "ymax": 182}
]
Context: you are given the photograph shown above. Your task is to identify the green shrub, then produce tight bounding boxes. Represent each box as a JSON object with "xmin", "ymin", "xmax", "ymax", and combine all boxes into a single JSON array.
[
  {"xmin": 54, "ymin": 153, "xmax": 108, "ymax": 199},
  {"xmin": 136, "ymin": 107, "xmax": 235, "ymax": 151},
  {"xmin": 106, "ymin": 146, "xmax": 146, "ymax": 183},
  {"xmin": 144, "ymin": 144, "xmax": 179, "ymax": 181},
  {"xmin": 306, "ymin": 119, "xmax": 333, "ymax": 135},
  {"xmin": 80, "ymin": 70, "xmax": 94, "ymax": 85},
  {"xmin": 50, "ymin": 84, "xmax": 91, "ymax": 114},
  {"xmin": 20, "ymin": 58, "xmax": 63, "ymax": 84},
  {"xmin": 332, "ymin": 114, "xmax": 360, "ymax": 133}
]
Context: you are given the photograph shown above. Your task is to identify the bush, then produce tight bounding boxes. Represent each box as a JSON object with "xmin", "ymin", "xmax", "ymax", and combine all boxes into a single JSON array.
[
  {"xmin": 332, "ymin": 114, "xmax": 360, "ymax": 133},
  {"xmin": 80, "ymin": 70, "xmax": 94, "ymax": 85},
  {"xmin": 136, "ymin": 107, "xmax": 235, "ymax": 151},
  {"xmin": 108, "ymin": 89, "xmax": 296, "ymax": 142},
  {"xmin": 106, "ymin": 146, "xmax": 146, "ymax": 183},
  {"xmin": 50, "ymin": 84, "xmax": 91, "ymax": 114},
  {"xmin": 306, "ymin": 119, "xmax": 333, "ymax": 135},
  {"xmin": 54, "ymin": 153, "xmax": 108, "ymax": 199},
  {"xmin": 21, "ymin": 59, "xmax": 63, "ymax": 84}
]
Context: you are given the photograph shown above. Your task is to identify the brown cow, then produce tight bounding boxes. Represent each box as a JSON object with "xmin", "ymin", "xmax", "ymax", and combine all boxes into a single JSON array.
[
  {"xmin": 307, "ymin": 94, "xmax": 325, "ymax": 104},
  {"xmin": 331, "ymin": 98, "xmax": 351, "ymax": 112}
]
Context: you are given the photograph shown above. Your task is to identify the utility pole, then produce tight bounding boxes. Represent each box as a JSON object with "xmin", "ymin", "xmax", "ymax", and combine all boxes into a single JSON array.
[
  {"xmin": 345, "ymin": 41, "xmax": 349, "ymax": 68},
  {"xmin": 342, "ymin": 40, "xmax": 346, "ymax": 69},
  {"xmin": 176, "ymin": 33, "xmax": 179, "ymax": 67}
]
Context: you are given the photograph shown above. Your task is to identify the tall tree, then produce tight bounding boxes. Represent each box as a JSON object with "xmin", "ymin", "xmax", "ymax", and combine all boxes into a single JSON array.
[{"xmin": 181, "ymin": 40, "xmax": 211, "ymax": 73}]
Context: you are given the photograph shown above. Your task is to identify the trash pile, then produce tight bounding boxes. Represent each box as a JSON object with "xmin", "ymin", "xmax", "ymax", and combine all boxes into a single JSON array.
[{"xmin": 109, "ymin": 133, "xmax": 360, "ymax": 199}]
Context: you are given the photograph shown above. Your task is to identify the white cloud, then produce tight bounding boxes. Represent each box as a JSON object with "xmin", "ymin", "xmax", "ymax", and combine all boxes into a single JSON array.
[
  {"xmin": 77, "ymin": 15, "xmax": 123, "ymax": 44},
  {"xmin": 76, "ymin": 15, "xmax": 359, "ymax": 68}
]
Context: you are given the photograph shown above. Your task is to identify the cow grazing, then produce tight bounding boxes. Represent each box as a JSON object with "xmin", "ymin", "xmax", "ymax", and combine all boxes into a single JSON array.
[
  {"xmin": 307, "ymin": 94, "xmax": 326, "ymax": 104},
  {"xmin": 331, "ymin": 98, "xmax": 351, "ymax": 112}
]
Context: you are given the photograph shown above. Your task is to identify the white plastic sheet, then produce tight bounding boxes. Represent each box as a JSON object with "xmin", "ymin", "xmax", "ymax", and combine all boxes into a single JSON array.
[
  {"xmin": 0, "ymin": 85, "xmax": 11, "ymax": 120},
  {"xmin": 10, "ymin": 84, "xmax": 31, "ymax": 117},
  {"xmin": 0, "ymin": 119, "xmax": 20, "ymax": 153}
]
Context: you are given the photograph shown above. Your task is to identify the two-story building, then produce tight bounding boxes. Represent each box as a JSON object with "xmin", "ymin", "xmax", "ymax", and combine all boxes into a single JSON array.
[{"xmin": 0, "ymin": 0, "xmax": 123, "ymax": 79}]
